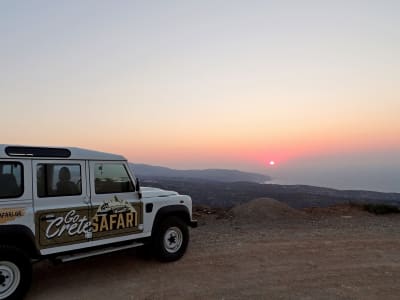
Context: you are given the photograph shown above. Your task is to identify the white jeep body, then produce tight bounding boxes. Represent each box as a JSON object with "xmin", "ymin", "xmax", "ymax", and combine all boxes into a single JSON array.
[{"xmin": 0, "ymin": 145, "xmax": 196, "ymax": 258}]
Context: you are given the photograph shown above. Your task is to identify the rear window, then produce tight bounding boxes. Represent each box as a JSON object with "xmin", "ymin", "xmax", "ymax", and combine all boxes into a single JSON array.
[
  {"xmin": 5, "ymin": 146, "xmax": 71, "ymax": 158},
  {"xmin": 0, "ymin": 162, "xmax": 23, "ymax": 199}
]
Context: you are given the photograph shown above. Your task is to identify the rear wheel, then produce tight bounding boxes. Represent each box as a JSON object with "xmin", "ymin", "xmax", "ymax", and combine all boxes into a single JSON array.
[
  {"xmin": 0, "ymin": 246, "xmax": 32, "ymax": 300},
  {"xmin": 153, "ymin": 217, "xmax": 189, "ymax": 262}
]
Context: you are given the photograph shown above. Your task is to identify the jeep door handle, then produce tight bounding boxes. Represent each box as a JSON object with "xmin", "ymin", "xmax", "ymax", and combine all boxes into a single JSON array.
[{"xmin": 41, "ymin": 214, "xmax": 56, "ymax": 221}]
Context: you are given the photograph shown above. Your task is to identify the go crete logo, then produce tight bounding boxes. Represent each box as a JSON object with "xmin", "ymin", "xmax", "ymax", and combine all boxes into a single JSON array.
[{"xmin": 44, "ymin": 196, "xmax": 138, "ymax": 239}]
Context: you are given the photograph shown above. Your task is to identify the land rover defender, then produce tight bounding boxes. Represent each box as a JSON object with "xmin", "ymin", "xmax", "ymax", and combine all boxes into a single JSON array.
[{"xmin": 0, "ymin": 145, "xmax": 197, "ymax": 300}]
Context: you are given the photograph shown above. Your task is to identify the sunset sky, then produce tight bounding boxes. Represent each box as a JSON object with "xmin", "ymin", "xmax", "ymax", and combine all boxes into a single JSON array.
[{"xmin": 1, "ymin": 1, "xmax": 399, "ymax": 191}]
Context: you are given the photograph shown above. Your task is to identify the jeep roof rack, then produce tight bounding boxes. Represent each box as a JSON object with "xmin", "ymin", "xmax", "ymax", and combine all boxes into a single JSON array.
[
  {"xmin": 5, "ymin": 146, "xmax": 71, "ymax": 158},
  {"xmin": 0, "ymin": 145, "xmax": 126, "ymax": 161}
]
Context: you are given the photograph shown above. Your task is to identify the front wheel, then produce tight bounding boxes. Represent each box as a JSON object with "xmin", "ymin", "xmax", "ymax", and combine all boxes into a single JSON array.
[
  {"xmin": 153, "ymin": 217, "xmax": 189, "ymax": 262},
  {"xmin": 0, "ymin": 246, "xmax": 32, "ymax": 300}
]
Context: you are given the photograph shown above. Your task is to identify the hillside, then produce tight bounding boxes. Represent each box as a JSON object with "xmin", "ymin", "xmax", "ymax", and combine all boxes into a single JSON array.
[
  {"xmin": 140, "ymin": 178, "xmax": 400, "ymax": 208},
  {"xmin": 130, "ymin": 163, "xmax": 271, "ymax": 183}
]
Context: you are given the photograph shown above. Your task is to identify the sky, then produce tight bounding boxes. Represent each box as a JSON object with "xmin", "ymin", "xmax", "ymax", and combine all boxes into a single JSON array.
[{"xmin": 1, "ymin": 1, "xmax": 399, "ymax": 192}]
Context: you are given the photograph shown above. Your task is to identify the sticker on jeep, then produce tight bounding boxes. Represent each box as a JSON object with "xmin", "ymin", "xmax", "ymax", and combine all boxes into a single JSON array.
[
  {"xmin": 45, "ymin": 210, "xmax": 91, "ymax": 239},
  {"xmin": 0, "ymin": 208, "xmax": 25, "ymax": 224},
  {"xmin": 36, "ymin": 196, "xmax": 143, "ymax": 248},
  {"xmin": 91, "ymin": 196, "xmax": 138, "ymax": 233}
]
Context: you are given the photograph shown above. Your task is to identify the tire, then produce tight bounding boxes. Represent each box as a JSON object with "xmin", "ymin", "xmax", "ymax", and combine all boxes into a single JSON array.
[
  {"xmin": 153, "ymin": 216, "xmax": 189, "ymax": 262},
  {"xmin": 0, "ymin": 246, "xmax": 32, "ymax": 300}
]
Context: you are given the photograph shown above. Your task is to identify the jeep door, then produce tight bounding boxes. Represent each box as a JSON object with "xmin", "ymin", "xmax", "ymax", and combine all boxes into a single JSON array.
[
  {"xmin": 33, "ymin": 160, "xmax": 90, "ymax": 251},
  {"xmin": 89, "ymin": 161, "xmax": 143, "ymax": 241}
]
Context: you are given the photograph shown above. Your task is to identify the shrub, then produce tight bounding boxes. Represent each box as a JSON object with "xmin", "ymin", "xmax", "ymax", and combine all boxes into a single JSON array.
[{"xmin": 363, "ymin": 203, "xmax": 400, "ymax": 215}]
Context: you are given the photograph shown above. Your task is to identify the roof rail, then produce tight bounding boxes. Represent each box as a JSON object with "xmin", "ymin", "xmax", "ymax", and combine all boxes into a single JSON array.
[{"xmin": 5, "ymin": 146, "xmax": 71, "ymax": 158}]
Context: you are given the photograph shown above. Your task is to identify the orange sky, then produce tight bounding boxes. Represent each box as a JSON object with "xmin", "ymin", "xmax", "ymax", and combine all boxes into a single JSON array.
[{"xmin": 1, "ymin": 1, "xmax": 399, "ymax": 178}]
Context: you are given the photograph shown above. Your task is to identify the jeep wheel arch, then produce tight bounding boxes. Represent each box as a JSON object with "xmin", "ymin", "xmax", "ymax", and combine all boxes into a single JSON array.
[
  {"xmin": 0, "ymin": 226, "xmax": 39, "ymax": 259},
  {"xmin": 151, "ymin": 205, "xmax": 192, "ymax": 235}
]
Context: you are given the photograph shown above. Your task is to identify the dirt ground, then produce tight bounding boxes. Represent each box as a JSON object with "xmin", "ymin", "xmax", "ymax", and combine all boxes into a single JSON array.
[{"xmin": 27, "ymin": 202, "xmax": 400, "ymax": 300}]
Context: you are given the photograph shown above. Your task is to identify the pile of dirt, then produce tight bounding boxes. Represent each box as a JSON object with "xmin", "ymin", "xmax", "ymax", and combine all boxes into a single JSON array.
[{"xmin": 231, "ymin": 198, "xmax": 307, "ymax": 223}]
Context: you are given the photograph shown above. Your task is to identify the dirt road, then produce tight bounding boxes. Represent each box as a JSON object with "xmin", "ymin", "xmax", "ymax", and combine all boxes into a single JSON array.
[{"xmin": 27, "ymin": 204, "xmax": 400, "ymax": 299}]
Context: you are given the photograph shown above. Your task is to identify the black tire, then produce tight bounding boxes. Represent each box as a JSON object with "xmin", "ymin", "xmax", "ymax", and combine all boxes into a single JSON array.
[
  {"xmin": 153, "ymin": 216, "xmax": 189, "ymax": 262},
  {"xmin": 0, "ymin": 246, "xmax": 32, "ymax": 300}
]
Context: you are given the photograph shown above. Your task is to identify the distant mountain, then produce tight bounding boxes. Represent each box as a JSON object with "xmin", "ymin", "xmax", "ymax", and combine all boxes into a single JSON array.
[
  {"xmin": 129, "ymin": 163, "xmax": 271, "ymax": 183},
  {"xmin": 138, "ymin": 177, "xmax": 400, "ymax": 209}
]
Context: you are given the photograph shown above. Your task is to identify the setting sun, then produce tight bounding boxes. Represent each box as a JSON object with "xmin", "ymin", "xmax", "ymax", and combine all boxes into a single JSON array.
[{"xmin": 269, "ymin": 161, "xmax": 275, "ymax": 166}]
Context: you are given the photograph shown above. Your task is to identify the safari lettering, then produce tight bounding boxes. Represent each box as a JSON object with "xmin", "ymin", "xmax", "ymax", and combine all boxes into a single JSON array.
[
  {"xmin": 45, "ymin": 209, "xmax": 138, "ymax": 239},
  {"xmin": 91, "ymin": 212, "xmax": 136, "ymax": 232}
]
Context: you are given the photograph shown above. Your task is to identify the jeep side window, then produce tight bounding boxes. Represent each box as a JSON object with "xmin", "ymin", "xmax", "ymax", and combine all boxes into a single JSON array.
[
  {"xmin": 37, "ymin": 164, "xmax": 82, "ymax": 197},
  {"xmin": 0, "ymin": 162, "xmax": 23, "ymax": 198},
  {"xmin": 94, "ymin": 163, "xmax": 134, "ymax": 194}
]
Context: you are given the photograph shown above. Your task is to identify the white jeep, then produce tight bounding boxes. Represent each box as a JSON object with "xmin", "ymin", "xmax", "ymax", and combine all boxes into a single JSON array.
[{"xmin": 0, "ymin": 145, "xmax": 197, "ymax": 300}]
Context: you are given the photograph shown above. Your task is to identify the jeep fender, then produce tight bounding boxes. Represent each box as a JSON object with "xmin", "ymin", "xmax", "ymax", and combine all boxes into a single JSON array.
[
  {"xmin": 0, "ymin": 225, "xmax": 40, "ymax": 258},
  {"xmin": 151, "ymin": 205, "xmax": 197, "ymax": 236}
]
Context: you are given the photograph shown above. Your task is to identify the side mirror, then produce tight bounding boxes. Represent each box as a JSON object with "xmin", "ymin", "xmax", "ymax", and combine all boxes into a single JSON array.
[{"xmin": 136, "ymin": 178, "xmax": 142, "ymax": 199}]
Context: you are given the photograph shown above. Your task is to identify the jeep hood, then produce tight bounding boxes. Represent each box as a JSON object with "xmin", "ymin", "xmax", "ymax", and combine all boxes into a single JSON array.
[{"xmin": 140, "ymin": 187, "xmax": 179, "ymax": 198}]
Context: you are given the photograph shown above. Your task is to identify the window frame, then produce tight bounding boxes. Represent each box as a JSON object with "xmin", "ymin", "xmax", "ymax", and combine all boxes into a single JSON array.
[{"xmin": 0, "ymin": 161, "xmax": 24, "ymax": 199}]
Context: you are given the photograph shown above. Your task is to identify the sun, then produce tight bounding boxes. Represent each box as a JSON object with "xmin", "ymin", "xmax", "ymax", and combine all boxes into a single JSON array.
[{"xmin": 269, "ymin": 160, "xmax": 275, "ymax": 166}]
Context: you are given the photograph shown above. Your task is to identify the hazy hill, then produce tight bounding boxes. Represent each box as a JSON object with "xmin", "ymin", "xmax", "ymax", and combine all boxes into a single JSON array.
[
  {"xmin": 130, "ymin": 163, "xmax": 400, "ymax": 209},
  {"xmin": 139, "ymin": 177, "xmax": 400, "ymax": 209},
  {"xmin": 130, "ymin": 163, "xmax": 271, "ymax": 183}
]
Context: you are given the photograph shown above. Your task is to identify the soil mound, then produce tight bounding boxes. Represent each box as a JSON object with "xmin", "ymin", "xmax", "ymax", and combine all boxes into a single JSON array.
[{"xmin": 231, "ymin": 198, "xmax": 306, "ymax": 222}]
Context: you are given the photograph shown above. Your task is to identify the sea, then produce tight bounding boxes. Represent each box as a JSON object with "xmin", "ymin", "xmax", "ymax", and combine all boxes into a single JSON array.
[{"xmin": 265, "ymin": 169, "xmax": 400, "ymax": 193}]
